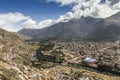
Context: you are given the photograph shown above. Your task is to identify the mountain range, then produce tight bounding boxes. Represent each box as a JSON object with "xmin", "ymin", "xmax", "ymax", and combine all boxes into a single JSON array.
[{"xmin": 18, "ymin": 12, "xmax": 120, "ymax": 41}]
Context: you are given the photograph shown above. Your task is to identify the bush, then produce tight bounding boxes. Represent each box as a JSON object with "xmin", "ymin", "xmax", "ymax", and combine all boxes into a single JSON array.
[
  {"xmin": 74, "ymin": 72, "xmax": 83, "ymax": 78},
  {"xmin": 38, "ymin": 43, "xmax": 55, "ymax": 51}
]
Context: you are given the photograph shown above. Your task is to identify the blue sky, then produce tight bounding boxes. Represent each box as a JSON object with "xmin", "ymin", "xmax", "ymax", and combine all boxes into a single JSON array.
[{"xmin": 0, "ymin": 0, "xmax": 71, "ymax": 21}]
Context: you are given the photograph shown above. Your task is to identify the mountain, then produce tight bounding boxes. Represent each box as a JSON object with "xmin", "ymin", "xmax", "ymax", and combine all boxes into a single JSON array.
[
  {"xmin": 0, "ymin": 28, "xmax": 33, "ymax": 64},
  {"xmin": 18, "ymin": 17, "xmax": 100, "ymax": 40},
  {"xmin": 86, "ymin": 12, "xmax": 120, "ymax": 41},
  {"xmin": 18, "ymin": 12, "xmax": 120, "ymax": 41}
]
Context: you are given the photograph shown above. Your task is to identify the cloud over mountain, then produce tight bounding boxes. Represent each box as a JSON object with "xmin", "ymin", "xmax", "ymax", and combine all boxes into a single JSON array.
[
  {"xmin": 1, "ymin": 0, "xmax": 120, "ymax": 31},
  {"xmin": 22, "ymin": 19, "xmax": 37, "ymax": 29},
  {"xmin": 22, "ymin": 12, "xmax": 75, "ymax": 29},
  {"xmin": 23, "ymin": 0, "xmax": 120, "ymax": 29}
]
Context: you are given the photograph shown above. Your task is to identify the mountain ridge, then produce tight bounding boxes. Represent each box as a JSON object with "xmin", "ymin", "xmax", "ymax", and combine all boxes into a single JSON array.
[
  {"xmin": 86, "ymin": 12, "xmax": 120, "ymax": 41},
  {"xmin": 18, "ymin": 12, "xmax": 120, "ymax": 41}
]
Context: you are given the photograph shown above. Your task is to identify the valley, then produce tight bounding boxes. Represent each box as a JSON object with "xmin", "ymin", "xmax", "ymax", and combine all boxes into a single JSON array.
[
  {"xmin": 0, "ymin": 28, "xmax": 120, "ymax": 80},
  {"xmin": 29, "ymin": 40, "xmax": 120, "ymax": 80}
]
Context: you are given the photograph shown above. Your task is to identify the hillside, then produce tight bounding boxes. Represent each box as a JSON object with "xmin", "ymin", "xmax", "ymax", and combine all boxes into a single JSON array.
[
  {"xmin": 0, "ymin": 28, "xmax": 34, "ymax": 79},
  {"xmin": 86, "ymin": 12, "xmax": 120, "ymax": 41},
  {"xmin": 18, "ymin": 17, "xmax": 100, "ymax": 40},
  {"xmin": 14, "ymin": 32, "xmax": 32, "ymax": 40},
  {"xmin": 0, "ymin": 28, "xmax": 32, "ymax": 63}
]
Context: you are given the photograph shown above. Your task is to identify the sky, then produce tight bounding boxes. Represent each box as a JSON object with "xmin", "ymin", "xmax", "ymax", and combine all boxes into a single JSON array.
[
  {"xmin": 0, "ymin": 0, "xmax": 120, "ymax": 31},
  {"xmin": 0, "ymin": 0, "xmax": 71, "ymax": 20}
]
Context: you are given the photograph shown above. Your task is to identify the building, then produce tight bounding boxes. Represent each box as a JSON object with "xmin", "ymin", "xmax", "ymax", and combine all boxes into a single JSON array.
[{"xmin": 82, "ymin": 58, "xmax": 97, "ymax": 68}]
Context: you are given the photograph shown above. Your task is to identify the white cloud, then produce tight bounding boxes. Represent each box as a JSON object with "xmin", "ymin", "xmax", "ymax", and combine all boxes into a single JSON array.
[
  {"xmin": 23, "ymin": 0, "xmax": 120, "ymax": 29},
  {"xmin": 18, "ymin": 0, "xmax": 120, "ymax": 30},
  {"xmin": 23, "ymin": 12, "xmax": 75, "ymax": 29},
  {"xmin": 23, "ymin": 19, "xmax": 56, "ymax": 29},
  {"xmin": 47, "ymin": 0, "xmax": 77, "ymax": 6},
  {"xmin": 22, "ymin": 19, "xmax": 37, "ymax": 29},
  {"xmin": 0, "ymin": 12, "xmax": 29, "ymax": 23},
  {"xmin": 70, "ymin": 0, "xmax": 120, "ymax": 18},
  {"xmin": 0, "ymin": 12, "xmax": 29, "ymax": 31},
  {"xmin": 48, "ymin": 0, "xmax": 120, "ymax": 18},
  {"xmin": 1, "ymin": 0, "xmax": 120, "ymax": 31},
  {"xmin": 38, "ymin": 19, "xmax": 54, "ymax": 29}
]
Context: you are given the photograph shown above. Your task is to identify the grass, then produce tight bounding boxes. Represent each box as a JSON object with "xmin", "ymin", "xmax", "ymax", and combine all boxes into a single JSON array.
[
  {"xmin": 32, "ymin": 61, "xmax": 57, "ymax": 69},
  {"xmin": 1, "ymin": 68, "xmax": 20, "ymax": 80}
]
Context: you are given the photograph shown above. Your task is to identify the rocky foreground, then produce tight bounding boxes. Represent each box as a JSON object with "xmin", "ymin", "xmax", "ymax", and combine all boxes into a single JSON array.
[{"xmin": 0, "ymin": 28, "xmax": 34, "ymax": 80}]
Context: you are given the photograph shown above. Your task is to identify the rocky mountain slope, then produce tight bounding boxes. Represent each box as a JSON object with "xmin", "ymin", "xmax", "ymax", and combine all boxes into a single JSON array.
[
  {"xmin": 18, "ymin": 12, "xmax": 120, "ymax": 41},
  {"xmin": 18, "ymin": 17, "xmax": 100, "ymax": 40},
  {"xmin": 86, "ymin": 12, "xmax": 120, "ymax": 41}
]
